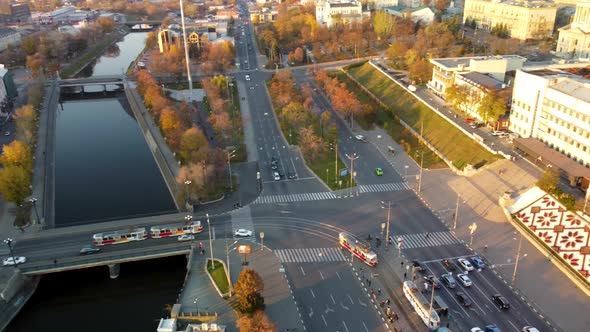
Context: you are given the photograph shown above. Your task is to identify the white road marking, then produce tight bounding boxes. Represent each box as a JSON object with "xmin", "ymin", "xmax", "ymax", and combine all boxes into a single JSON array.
[
  {"xmin": 340, "ymin": 301, "xmax": 350, "ymax": 310},
  {"xmin": 347, "ymin": 294, "xmax": 354, "ymax": 305},
  {"xmin": 343, "ymin": 321, "xmax": 349, "ymax": 332},
  {"xmin": 362, "ymin": 321, "xmax": 369, "ymax": 332},
  {"xmin": 330, "ymin": 293, "xmax": 336, "ymax": 304},
  {"xmin": 300, "ymin": 266, "xmax": 306, "ymax": 276},
  {"xmin": 359, "ymin": 298, "xmax": 367, "ymax": 307},
  {"xmin": 508, "ymin": 320, "xmax": 519, "ymax": 331},
  {"xmin": 336, "ymin": 271, "xmax": 342, "ymax": 280},
  {"xmin": 320, "ymin": 271, "xmax": 325, "ymax": 280},
  {"xmin": 310, "ymin": 289, "xmax": 316, "ymax": 298},
  {"xmin": 321, "ymin": 314, "xmax": 327, "ymax": 326},
  {"xmin": 308, "ymin": 307, "xmax": 314, "ymax": 317}
]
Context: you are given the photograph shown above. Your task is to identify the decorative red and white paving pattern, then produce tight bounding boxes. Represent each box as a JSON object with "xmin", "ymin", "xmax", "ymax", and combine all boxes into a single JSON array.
[{"xmin": 513, "ymin": 193, "xmax": 590, "ymax": 280}]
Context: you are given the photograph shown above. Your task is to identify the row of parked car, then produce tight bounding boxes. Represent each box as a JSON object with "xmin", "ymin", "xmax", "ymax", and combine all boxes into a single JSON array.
[{"xmin": 270, "ymin": 156, "xmax": 296, "ymax": 181}]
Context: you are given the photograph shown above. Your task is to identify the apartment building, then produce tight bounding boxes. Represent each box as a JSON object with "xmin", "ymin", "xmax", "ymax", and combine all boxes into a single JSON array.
[
  {"xmin": 315, "ymin": 0, "xmax": 364, "ymax": 27},
  {"xmin": 428, "ymin": 55, "xmax": 526, "ymax": 97},
  {"xmin": 509, "ymin": 68, "xmax": 590, "ymax": 188},
  {"xmin": 463, "ymin": 0, "xmax": 557, "ymax": 40},
  {"xmin": 556, "ymin": 0, "xmax": 590, "ymax": 60}
]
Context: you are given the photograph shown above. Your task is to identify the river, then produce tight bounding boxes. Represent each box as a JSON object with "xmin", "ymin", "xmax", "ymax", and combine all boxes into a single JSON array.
[{"xmin": 7, "ymin": 31, "xmax": 185, "ymax": 331}]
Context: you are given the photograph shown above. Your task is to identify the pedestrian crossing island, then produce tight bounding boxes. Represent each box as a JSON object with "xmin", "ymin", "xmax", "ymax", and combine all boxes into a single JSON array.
[{"xmin": 274, "ymin": 247, "xmax": 347, "ymax": 263}]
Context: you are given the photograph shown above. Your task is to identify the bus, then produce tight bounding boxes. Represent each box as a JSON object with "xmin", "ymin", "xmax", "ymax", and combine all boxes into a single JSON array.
[
  {"xmin": 338, "ymin": 232, "xmax": 377, "ymax": 266},
  {"xmin": 92, "ymin": 228, "xmax": 148, "ymax": 246},
  {"xmin": 150, "ymin": 221, "xmax": 203, "ymax": 238},
  {"xmin": 403, "ymin": 281, "xmax": 440, "ymax": 331}
]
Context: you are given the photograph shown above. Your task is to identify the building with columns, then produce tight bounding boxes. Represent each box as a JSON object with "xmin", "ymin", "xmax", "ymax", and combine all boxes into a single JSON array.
[
  {"xmin": 463, "ymin": 0, "xmax": 557, "ymax": 40},
  {"xmin": 315, "ymin": 0, "xmax": 364, "ymax": 27},
  {"xmin": 556, "ymin": 0, "xmax": 590, "ymax": 60}
]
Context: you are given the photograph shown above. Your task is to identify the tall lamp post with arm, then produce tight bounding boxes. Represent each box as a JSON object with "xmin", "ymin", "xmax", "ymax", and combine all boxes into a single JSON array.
[
  {"xmin": 381, "ymin": 201, "xmax": 392, "ymax": 250},
  {"xmin": 3, "ymin": 238, "xmax": 17, "ymax": 268},
  {"xmin": 29, "ymin": 197, "xmax": 40, "ymax": 225},
  {"xmin": 227, "ymin": 150, "xmax": 236, "ymax": 192}
]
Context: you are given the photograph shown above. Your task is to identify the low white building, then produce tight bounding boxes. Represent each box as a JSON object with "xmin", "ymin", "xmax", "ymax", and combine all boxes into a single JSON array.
[
  {"xmin": 383, "ymin": 6, "xmax": 435, "ymax": 25},
  {"xmin": 316, "ymin": 0, "xmax": 364, "ymax": 27},
  {"xmin": 0, "ymin": 27, "xmax": 21, "ymax": 52},
  {"xmin": 556, "ymin": 0, "xmax": 590, "ymax": 60}
]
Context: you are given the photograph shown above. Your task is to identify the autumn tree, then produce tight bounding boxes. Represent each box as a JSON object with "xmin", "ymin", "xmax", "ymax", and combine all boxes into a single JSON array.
[
  {"xmin": 96, "ymin": 17, "xmax": 115, "ymax": 33},
  {"xmin": 237, "ymin": 310, "xmax": 276, "ymax": 332},
  {"xmin": 477, "ymin": 92, "xmax": 507, "ymax": 123},
  {"xmin": 0, "ymin": 140, "xmax": 33, "ymax": 172},
  {"xmin": 434, "ymin": 0, "xmax": 448, "ymax": 11},
  {"xmin": 0, "ymin": 166, "xmax": 31, "ymax": 206},
  {"xmin": 234, "ymin": 269, "xmax": 265, "ymax": 314},
  {"xmin": 179, "ymin": 126, "xmax": 209, "ymax": 163},
  {"xmin": 537, "ymin": 167, "xmax": 560, "ymax": 192},
  {"xmin": 13, "ymin": 105, "xmax": 37, "ymax": 144},
  {"xmin": 445, "ymin": 84, "xmax": 471, "ymax": 113},
  {"xmin": 373, "ymin": 10, "xmax": 394, "ymax": 40},
  {"xmin": 408, "ymin": 58, "xmax": 432, "ymax": 85}
]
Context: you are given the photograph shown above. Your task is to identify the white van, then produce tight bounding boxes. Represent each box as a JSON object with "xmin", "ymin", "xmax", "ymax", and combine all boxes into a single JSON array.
[{"xmin": 408, "ymin": 85, "xmax": 417, "ymax": 92}]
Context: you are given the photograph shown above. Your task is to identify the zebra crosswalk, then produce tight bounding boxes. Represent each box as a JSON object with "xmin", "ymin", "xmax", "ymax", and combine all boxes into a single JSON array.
[
  {"xmin": 359, "ymin": 182, "xmax": 411, "ymax": 193},
  {"xmin": 392, "ymin": 231, "xmax": 460, "ymax": 249},
  {"xmin": 230, "ymin": 205, "xmax": 255, "ymax": 239},
  {"xmin": 274, "ymin": 247, "xmax": 347, "ymax": 263},
  {"xmin": 252, "ymin": 191, "xmax": 336, "ymax": 204}
]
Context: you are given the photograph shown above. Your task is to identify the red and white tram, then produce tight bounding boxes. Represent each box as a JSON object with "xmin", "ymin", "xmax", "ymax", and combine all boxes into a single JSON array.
[
  {"xmin": 92, "ymin": 228, "xmax": 148, "ymax": 246},
  {"xmin": 150, "ymin": 221, "xmax": 203, "ymax": 238},
  {"xmin": 339, "ymin": 232, "xmax": 378, "ymax": 266}
]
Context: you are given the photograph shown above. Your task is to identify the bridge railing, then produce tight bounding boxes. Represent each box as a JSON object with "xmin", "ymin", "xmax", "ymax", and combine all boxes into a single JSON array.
[{"xmin": 19, "ymin": 242, "xmax": 191, "ymax": 274}]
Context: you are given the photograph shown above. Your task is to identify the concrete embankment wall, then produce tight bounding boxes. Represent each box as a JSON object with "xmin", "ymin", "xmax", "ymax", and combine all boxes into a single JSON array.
[{"xmin": 123, "ymin": 81, "xmax": 182, "ymax": 210}]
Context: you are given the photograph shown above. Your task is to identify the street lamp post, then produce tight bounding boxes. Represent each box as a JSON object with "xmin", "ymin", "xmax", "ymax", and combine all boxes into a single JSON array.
[
  {"xmin": 207, "ymin": 214, "xmax": 214, "ymax": 268},
  {"xmin": 512, "ymin": 234, "xmax": 527, "ymax": 285},
  {"xmin": 381, "ymin": 201, "xmax": 392, "ymax": 250},
  {"xmin": 184, "ymin": 180, "xmax": 192, "ymax": 206},
  {"xmin": 345, "ymin": 153, "xmax": 359, "ymax": 194},
  {"xmin": 404, "ymin": 165, "xmax": 409, "ymax": 179},
  {"xmin": 29, "ymin": 197, "xmax": 40, "ymax": 225},
  {"xmin": 227, "ymin": 150, "xmax": 236, "ymax": 192},
  {"xmin": 3, "ymin": 238, "xmax": 17, "ymax": 268},
  {"xmin": 468, "ymin": 222, "xmax": 478, "ymax": 246},
  {"xmin": 193, "ymin": 298, "xmax": 199, "ymax": 314},
  {"xmin": 453, "ymin": 194, "xmax": 460, "ymax": 230},
  {"xmin": 417, "ymin": 150, "xmax": 424, "ymax": 193},
  {"xmin": 226, "ymin": 240, "xmax": 238, "ymax": 293},
  {"xmin": 179, "ymin": 0, "xmax": 193, "ymax": 92}
]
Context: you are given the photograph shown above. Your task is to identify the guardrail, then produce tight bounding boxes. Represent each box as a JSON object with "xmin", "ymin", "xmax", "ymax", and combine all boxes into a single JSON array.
[{"xmin": 19, "ymin": 242, "xmax": 191, "ymax": 275}]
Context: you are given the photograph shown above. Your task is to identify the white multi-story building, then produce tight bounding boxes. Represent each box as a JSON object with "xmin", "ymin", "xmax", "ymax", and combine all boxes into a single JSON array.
[
  {"xmin": 509, "ymin": 68, "xmax": 590, "ymax": 186},
  {"xmin": 0, "ymin": 27, "xmax": 21, "ymax": 52},
  {"xmin": 428, "ymin": 55, "xmax": 526, "ymax": 97},
  {"xmin": 316, "ymin": 0, "xmax": 363, "ymax": 27},
  {"xmin": 463, "ymin": 0, "xmax": 557, "ymax": 40},
  {"xmin": 556, "ymin": 0, "xmax": 590, "ymax": 60},
  {"xmin": 383, "ymin": 6, "xmax": 435, "ymax": 25}
]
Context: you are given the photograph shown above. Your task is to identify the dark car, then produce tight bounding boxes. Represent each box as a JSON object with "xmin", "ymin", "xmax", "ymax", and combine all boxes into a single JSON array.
[
  {"xmin": 440, "ymin": 274, "xmax": 457, "ymax": 289},
  {"xmin": 287, "ymin": 171, "xmax": 296, "ymax": 179},
  {"xmin": 79, "ymin": 246, "xmax": 100, "ymax": 255},
  {"xmin": 424, "ymin": 275, "xmax": 441, "ymax": 289},
  {"xmin": 442, "ymin": 259, "xmax": 457, "ymax": 271},
  {"xmin": 456, "ymin": 292, "xmax": 472, "ymax": 307},
  {"xmin": 492, "ymin": 294, "xmax": 510, "ymax": 310},
  {"xmin": 412, "ymin": 260, "xmax": 425, "ymax": 272}
]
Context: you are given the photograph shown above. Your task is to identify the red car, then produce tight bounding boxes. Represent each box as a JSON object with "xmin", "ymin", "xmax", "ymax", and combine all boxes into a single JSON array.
[{"xmin": 463, "ymin": 118, "xmax": 476, "ymax": 123}]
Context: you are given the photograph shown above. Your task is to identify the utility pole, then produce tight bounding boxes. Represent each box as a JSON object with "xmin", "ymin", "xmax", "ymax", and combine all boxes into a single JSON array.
[
  {"xmin": 227, "ymin": 150, "xmax": 236, "ymax": 192},
  {"xmin": 382, "ymin": 201, "xmax": 392, "ymax": 250},
  {"xmin": 346, "ymin": 153, "xmax": 359, "ymax": 195},
  {"xmin": 207, "ymin": 214, "xmax": 214, "ymax": 269},
  {"xmin": 179, "ymin": 0, "xmax": 192, "ymax": 92},
  {"xmin": 512, "ymin": 234, "xmax": 526, "ymax": 285},
  {"xmin": 418, "ymin": 150, "xmax": 424, "ymax": 193},
  {"xmin": 334, "ymin": 143, "xmax": 338, "ymax": 185},
  {"xmin": 427, "ymin": 279, "xmax": 436, "ymax": 330},
  {"xmin": 453, "ymin": 194, "xmax": 460, "ymax": 230}
]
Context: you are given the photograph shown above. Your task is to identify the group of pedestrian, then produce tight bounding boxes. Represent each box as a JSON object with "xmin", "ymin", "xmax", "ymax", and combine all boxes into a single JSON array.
[{"xmin": 198, "ymin": 242, "xmax": 205, "ymax": 255}]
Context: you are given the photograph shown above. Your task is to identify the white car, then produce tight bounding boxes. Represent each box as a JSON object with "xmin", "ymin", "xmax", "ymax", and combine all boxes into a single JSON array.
[
  {"xmin": 178, "ymin": 234, "xmax": 195, "ymax": 242},
  {"xmin": 4, "ymin": 131, "xmax": 10, "ymax": 136},
  {"xmin": 355, "ymin": 134, "xmax": 368, "ymax": 142},
  {"xmin": 3, "ymin": 256, "xmax": 26, "ymax": 266},
  {"xmin": 273, "ymin": 171, "xmax": 280, "ymax": 181},
  {"xmin": 458, "ymin": 258, "xmax": 474, "ymax": 271},
  {"xmin": 457, "ymin": 273, "xmax": 472, "ymax": 287},
  {"xmin": 245, "ymin": 75, "xmax": 251, "ymax": 81},
  {"xmin": 234, "ymin": 229, "xmax": 253, "ymax": 237},
  {"xmin": 521, "ymin": 327, "xmax": 540, "ymax": 332},
  {"xmin": 471, "ymin": 328, "xmax": 484, "ymax": 332},
  {"xmin": 491, "ymin": 130, "xmax": 503, "ymax": 136}
]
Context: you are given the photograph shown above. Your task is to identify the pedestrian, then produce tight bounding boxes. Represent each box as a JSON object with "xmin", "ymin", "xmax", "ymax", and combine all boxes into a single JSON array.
[
  {"xmin": 53, "ymin": 259, "xmax": 57, "ymax": 264},
  {"xmin": 368, "ymin": 279, "xmax": 372, "ymax": 287},
  {"xmin": 377, "ymin": 288, "xmax": 381, "ymax": 295},
  {"xmin": 199, "ymin": 242, "xmax": 203, "ymax": 249},
  {"xmin": 366, "ymin": 278, "xmax": 369, "ymax": 284},
  {"xmin": 386, "ymin": 299, "xmax": 391, "ymax": 305},
  {"xmin": 404, "ymin": 272, "xmax": 407, "ymax": 279},
  {"xmin": 401, "ymin": 261, "xmax": 404, "ymax": 267},
  {"xmin": 426, "ymin": 232, "xmax": 430, "ymax": 238}
]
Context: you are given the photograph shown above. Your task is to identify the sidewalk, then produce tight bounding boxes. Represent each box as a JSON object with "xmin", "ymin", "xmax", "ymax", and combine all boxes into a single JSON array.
[{"xmin": 356, "ymin": 125, "xmax": 587, "ymax": 331}]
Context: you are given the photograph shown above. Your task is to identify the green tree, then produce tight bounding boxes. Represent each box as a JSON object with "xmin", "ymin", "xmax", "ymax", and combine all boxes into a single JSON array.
[
  {"xmin": 537, "ymin": 167, "xmax": 560, "ymax": 192},
  {"xmin": 445, "ymin": 84, "xmax": 471, "ymax": 112},
  {"xmin": 477, "ymin": 92, "xmax": 507, "ymax": 123},
  {"xmin": 373, "ymin": 10, "xmax": 394, "ymax": 40},
  {"xmin": 234, "ymin": 269, "xmax": 265, "ymax": 314},
  {"xmin": 236, "ymin": 310, "xmax": 276, "ymax": 332},
  {"xmin": 0, "ymin": 166, "xmax": 31, "ymax": 205},
  {"xmin": 0, "ymin": 140, "xmax": 33, "ymax": 172}
]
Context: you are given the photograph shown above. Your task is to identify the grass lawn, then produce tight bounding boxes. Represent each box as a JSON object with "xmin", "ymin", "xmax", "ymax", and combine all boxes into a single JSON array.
[
  {"xmin": 307, "ymin": 152, "xmax": 356, "ymax": 191},
  {"xmin": 207, "ymin": 259, "xmax": 230, "ymax": 294},
  {"xmin": 333, "ymin": 71, "xmax": 446, "ymax": 169},
  {"xmin": 347, "ymin": 63, "xmax": 499, "ymax": 170}
]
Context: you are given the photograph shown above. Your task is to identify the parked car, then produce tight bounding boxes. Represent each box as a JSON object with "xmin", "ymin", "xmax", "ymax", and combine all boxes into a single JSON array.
[
  {"xmin": 471, "ymin": 328, "xmax": 484, "ymax": 332},
  {"xmin": 234, "ymin": 229, "xmax": 253, "ymax": 237},
  {"xmin": 441, "ymin": 274, "xmax": 457, "ymax": 288},
  {"xmin": 177, "ymin": 234, "xmax": 195, "ymax": 242},
  {"xmin": 245, "ymin": 75, "xmax": 251, "ymax": 81},
  {"xmin": 458, "ymin": 258, "xmax": 474, "ymax": 271},
  {"xmin": 3, "ymin": 256, "xmax": 26, "ymax": 266},
  {"xmin": 424, "ymin": 275, "xmax": 441, "ymax": 289},
  {"xmin": 79, "ymin": 246, "xmax": 101, "ymax": 255},
  {"xmin": 355, "ymin": 134, "xmax": 368, "ymax": 142},
  {"xmin": 491, "ymin": 130, "xmax": 504, "ymax": 136},
  {"xmin": 456, "ymin": 292, "xmax": 472, "ymax": 307},
  {"xmin": 273, "ymin": 171, "xmax": 280, "ymax": 181},
  {"xmin": 412, "ymin": 260, "xmax": 425, "ymax": 272},
  {"xmin": 463, "ymin": 118, "xmax": 476, "ymax": 123},
  {"xmin": 408, "ymin": 84, "xmax": 417, "ymax": 92},
  {"xmin": 485, "ymin": 324, "xmax": 502, "ymax": 332},
  {"xmin": 471, "ymin": 256, "xmax": 485, "ymax": 269},
  {"xmin": 457, "ymin": 273, "xmax": 472, "ymax": 287},
  {"xmin": 442, "ymin": 258, "xmax": 456, "ymax": 271},
  {"xmin": 492, "ymin": 294, "xmax": 510, "ymax": 310},
  {"xmin": 521, "ymin": 327, "xmax": 540, "ymax": 332},
  {"xmin": 287, "ymin": 171, "xmax": 296, "ymax": 179}
]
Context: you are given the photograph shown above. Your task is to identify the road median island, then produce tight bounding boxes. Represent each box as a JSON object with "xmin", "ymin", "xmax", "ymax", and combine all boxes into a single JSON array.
[
  {"xmin": 346, "ymin": 62, "xmax": 499, "ymax": 170},
  {"xmin": 206, "ymin": 258, "xmax": 230, "ymax": 297}
]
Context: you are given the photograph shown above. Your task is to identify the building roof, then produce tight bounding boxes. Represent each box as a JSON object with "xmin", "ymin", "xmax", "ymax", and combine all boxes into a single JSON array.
[
  {"xmin": 457, "ymin": 72, "xmax": 505, "ymax": 90},
  {"xmin": 549, "ymin": 77, "xmax": 590, "ymax": 103},
  {"xmin": 524, "ymin": 68, "xmax": 566, "ymax": 77},
  {"xmin": 513, "ymin": 137, "xmax": 590, "ymax": 178},
  {"xmin": 384, "ymin": 5, "xmax": 431, "ymax": 13}
]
